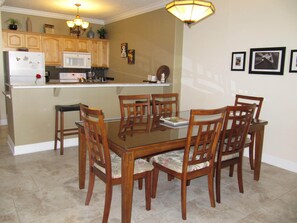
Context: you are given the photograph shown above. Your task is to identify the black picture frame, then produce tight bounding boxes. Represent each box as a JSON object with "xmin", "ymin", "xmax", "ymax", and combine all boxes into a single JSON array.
[
  {"xmin": 127, "ymin": 49, "xmax": 135, "ymax": 64},
  {"xmin": 231, "ymin": 52, "xmax": 246, "ymax": 71},
  {"xmin": 249, "ymin": 47, "xmax": 286, "ymax": 75},
  {"xmin": 289, "ymin": 50, "xmax": 297, "ymax": 73}
]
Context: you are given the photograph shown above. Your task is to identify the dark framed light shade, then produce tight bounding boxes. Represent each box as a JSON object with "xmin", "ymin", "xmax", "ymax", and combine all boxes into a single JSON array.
[{"xmin": 166, "ymin": 0, "xmax": 215, "ymax": 25}]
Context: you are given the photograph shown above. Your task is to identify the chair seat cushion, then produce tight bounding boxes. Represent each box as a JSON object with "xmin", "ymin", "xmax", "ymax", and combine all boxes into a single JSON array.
[
  {"xmin": 94, "ymin": 152, "xmax": 154, "ymax": 178},
  {"xmin": 151, "ymin": 149, "xmax": 209, "ymax": 173}
]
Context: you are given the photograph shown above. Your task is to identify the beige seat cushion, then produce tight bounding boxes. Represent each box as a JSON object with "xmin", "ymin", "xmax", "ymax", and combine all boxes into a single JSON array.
[{"xmin": 94, "ymin": 152, "xmax": 154, "ymax": 179}]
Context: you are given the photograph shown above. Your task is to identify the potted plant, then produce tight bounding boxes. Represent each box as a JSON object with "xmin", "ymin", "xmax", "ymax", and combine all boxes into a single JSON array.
[
  {"xmin": 6, "ymin": 18, "xmax": 21, "ymax": 30},
  {"xmin": 97, "ymin": 27, "xmax": 107, "ymax": 39}
]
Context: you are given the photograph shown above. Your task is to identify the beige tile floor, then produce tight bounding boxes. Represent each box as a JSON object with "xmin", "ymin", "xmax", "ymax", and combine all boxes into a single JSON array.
[{"xmin": 1, "ymin": 125, "xmax": 297, "ymax": 223}]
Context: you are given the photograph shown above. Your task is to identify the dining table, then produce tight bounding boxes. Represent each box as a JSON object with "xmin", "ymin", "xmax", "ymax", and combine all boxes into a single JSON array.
[{"xmin": 76, "ymin": 111, "xmax": 268, "ymax": 223}]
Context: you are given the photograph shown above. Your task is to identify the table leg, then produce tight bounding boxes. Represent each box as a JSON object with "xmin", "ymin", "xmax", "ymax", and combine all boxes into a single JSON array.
[
  {"xmin": 121, "ymin": 152, "xmax": 135, "ymax": 223},
  {"xmin": 78, "ymin": 128, "xmax": 86, "ymax": 189},
  {"xmin": 254, "ymin": 125, "xmax": 265, "ymax": 181}
]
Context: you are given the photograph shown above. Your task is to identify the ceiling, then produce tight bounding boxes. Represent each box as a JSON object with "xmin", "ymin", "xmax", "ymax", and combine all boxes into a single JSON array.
[{"xmin": 0, "ymin": 0, "xmax": 171, "ymax": 24}]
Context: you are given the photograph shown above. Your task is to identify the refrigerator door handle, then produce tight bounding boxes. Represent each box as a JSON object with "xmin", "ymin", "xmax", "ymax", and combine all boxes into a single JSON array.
[{"xmin": 2, "ymin": 91, "xmax": 11, "ymax": 99}]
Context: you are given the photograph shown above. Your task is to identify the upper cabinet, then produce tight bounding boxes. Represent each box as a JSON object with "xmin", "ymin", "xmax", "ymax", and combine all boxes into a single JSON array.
[{"xmin": 2, "ymin": 30, "xmax": 109, "ymax": 67}]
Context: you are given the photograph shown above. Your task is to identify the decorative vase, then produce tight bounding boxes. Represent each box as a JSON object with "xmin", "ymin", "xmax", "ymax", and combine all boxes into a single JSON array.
[
  {"xmin": 87, "ymin": 27, "xmax": 95, "ymax": 38},
  {"xmin": 9, "ymin": 24, "xmax": 17, "ymax": 30},
  {"xmin": 99, "ymin": 34, "xmax": 105, "ymax": 39},
  {"xmin": 26, "ymin": 17, "xmax": 32, "ymax": 32}
]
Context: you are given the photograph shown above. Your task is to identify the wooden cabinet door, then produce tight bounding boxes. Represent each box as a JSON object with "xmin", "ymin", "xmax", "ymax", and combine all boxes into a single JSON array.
[
  {"xmin": 63, "ymin": 38, "xmax": 77, "ymax": 52},
  {"xmin": 25, "ymin": 34, "xmax": 41, "ymax": 51},
  {"xmin": 41, "ymin": 36, "xmax": 62, "ymax": 66},
  {"xmin": 7, "ymin": 32, "xmax": 25, "ymax": 48},
  {"xmin": 77, "ymin": 39, "xmax": 90, "ymax": 52},
  {"xmin": 91, "ymin": 40, "xmax": 109, "ymax": 67}
]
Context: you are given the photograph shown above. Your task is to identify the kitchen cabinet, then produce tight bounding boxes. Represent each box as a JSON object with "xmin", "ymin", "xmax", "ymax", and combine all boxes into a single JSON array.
[
  {"xmin": 62, "ymin": 38, "xmax": 90, "ymax": 52},
  {"xmin": 91, "ymin": 39, "xmax": 109, "ymax": 67},
  {"xmin": 41, "ymin": 36, "xmax": 62, "ymax": 66},
  {"xmin": 2, "ymin": 30, "xmax": 109, "ymax": 67}
]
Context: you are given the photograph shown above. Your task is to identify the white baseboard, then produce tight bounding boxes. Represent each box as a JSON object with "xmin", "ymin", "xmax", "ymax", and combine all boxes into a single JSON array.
[
  {"xmin": 0, "ymin": 119, "xmax": 7, "ymax": 125},
  {"xmin": 7, "ymin": 136, "xmax": 78, "ymax": 155},
  {"xmin": 244, "ymin": 150, "xmax": 297, "ymax": 174}
]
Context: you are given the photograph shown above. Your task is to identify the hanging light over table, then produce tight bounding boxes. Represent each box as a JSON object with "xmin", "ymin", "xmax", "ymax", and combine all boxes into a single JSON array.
[
  {"xmin": 166, "ymin": 0, "xmax": 215, "ymax": 25},
  {"xmin": 67, "ymin": 3, "xmax": 89, "ymax": 38}
]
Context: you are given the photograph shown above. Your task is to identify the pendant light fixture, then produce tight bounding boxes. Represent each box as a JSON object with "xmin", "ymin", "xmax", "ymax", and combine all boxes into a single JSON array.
[
  {"xmin": 66, "ymin": 3, "xmax": 89, "ymax": 38},
  {"xmin": 166, "ymin": 0, "xmax": 215, "ymax": 25}
]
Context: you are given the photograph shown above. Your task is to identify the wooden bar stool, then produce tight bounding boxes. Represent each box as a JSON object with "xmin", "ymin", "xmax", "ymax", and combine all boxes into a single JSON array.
[{"xmin": 54, "ymin": 104, "xmax": 81, "ymax": 155}]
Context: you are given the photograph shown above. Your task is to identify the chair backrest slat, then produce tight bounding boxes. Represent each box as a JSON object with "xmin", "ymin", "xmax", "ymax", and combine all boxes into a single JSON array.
[{"xmin": 234, "ymin": 94, "xmax": 264, "ymax": 120}]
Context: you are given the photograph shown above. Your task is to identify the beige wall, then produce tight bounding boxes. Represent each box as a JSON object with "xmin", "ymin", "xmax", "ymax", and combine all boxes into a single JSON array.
[
  {"xmin": 106, "ymin": 8, "xmax": 183, "ymax": 91},
  {"xmin": 181, "ymin": 0, "xmax": 297, "ymax": 172}
]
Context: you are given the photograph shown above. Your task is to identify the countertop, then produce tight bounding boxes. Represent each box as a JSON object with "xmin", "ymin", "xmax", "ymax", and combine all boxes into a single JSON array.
[{"xmin": 9, "ymin": 81, "xmax": 171, "ymax": 89}]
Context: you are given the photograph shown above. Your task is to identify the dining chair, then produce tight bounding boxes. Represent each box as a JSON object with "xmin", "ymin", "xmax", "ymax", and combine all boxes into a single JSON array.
[
  {"xmin": 151, "ymin": 93, "xmax": 179, "ymax": 117},
  {"xmin": 234, "ymin": 94, "xmax": 264, "ymax": 170},
  {"xmin": 118, "ymin": 94, "xmax": 151, "ymax": 189},
  {"xmin": 215, "ymin": 104, "xmax": 256, "ymax": 203},
  {"xmin": 151, "ymin": 107, "xmax": 226, "ymax": 220},
  {"xmin": 80, "ymin": 105, "xmax": 153, "ymax": 223},
  {"xmin": 118, "ymin": 94, "xmax": 151, "ymax": 118},
  {"xmin": 118, "ymin": 116, "xmax": 150, "ymax": 141}
]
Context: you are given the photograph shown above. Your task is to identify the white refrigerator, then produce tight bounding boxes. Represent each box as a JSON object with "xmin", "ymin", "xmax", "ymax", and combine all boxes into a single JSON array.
[{"xmin": 3, "ymin": 51, "xmax": 45, "ymax": 86}]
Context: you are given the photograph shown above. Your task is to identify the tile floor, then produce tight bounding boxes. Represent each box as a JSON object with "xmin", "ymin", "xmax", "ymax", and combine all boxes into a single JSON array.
[{"xmin": 0, "ymin": 125, "xmax": 297, "ymax": 223}]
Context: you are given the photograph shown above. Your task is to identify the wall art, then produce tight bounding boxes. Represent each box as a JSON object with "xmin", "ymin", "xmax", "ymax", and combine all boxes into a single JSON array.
[
  {"xmin": 289, "ymin": 50, "xmax": 297, "ymax": 73},
  {"xmin": 249, "ymin": 47, "xmax": 286, "ymax": 75},
  {"xmin": 127, "ymin": 49, "xmax": 135, "ymax": 64},
  {"xmin": 121, "ymin": 43, "xmax": 128, "ymax": 58},
  {"xmin": 231, "ymin": 51, "xmax": 246, "ymax": 71}
]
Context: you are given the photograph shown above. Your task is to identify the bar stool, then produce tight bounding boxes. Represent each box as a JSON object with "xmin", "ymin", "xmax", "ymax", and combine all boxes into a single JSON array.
[{"xmin": 54, "ymin": 104, "xmax": 81, "ymax": 155}]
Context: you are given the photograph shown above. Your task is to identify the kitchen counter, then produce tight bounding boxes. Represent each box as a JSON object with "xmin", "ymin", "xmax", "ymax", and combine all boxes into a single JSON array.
[{"xmin": 9, "ymin": 81, "xmax": 171, "ymax": 89}]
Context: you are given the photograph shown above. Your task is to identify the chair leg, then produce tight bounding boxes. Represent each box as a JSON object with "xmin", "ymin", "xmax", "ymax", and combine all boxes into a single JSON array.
[
  {"xmin": 181, "ymin": 179, "xmax": 187, "ymax": 220},
  {"xmin": 229, "ymin": 164, "xmax": 234, "ymax": 177},
  {"xmin": 102, "ymin": 182, "xmax": 113, "ymax": 223},
  {"xmin": 215, "ymin": 164, "xmax": 221, "ymax": 203},
  {"xmin": 60, "ymin": 111, "xmax": 64, "ymax": 155},
  {"xmin": 54, "ymin": 110, "xmax": 59, "ymax": 150},
  {"xmin": 249, "ymin": 134, "xmax": 255, "ymax": 170},
  {"xmin": 145, "ymin": 172, "xmax": 151, "ymax": 210},
  {"xmin": 152, "ymin": 164, "xmax": 159, "ymax": 198},
  {"xmin": 237, "ymin": 159, "xmax": 244, "ymax": 193},
  {"xmin": 208, "ymin": 172, "xmax": 215, "ymax": 208},
  {"xmin": 138, "ymin": 179, "xmax": 143, "ymax": 190},
  {"xmin": 85, "ymin": 167, "xmax": 95, "ymax": 205}
]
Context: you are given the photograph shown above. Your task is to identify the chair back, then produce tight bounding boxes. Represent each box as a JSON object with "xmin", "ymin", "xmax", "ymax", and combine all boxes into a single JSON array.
[
  {"xmin": 80, "ymin": 105, "xmax": 112, "ymax": 178},
  {"xmin": 151, "ymin": 93, "xmax": 179, "ymax": 117},
  {"xmin": 119, "ymin": 94, "xmax": 151, "ymax": 118},
  {"xmin": 218, "ymin": 104, "xmax": 256, "ymax": 159},
  {"xmin": 234, "ymin": 94, "xmax": 263, "ymax": 120},
  {"xmin": 182, "ymin": 107, "xmax": 226, "ymax": 174},
  {"xmin": 118, "ymin": 116, "xmax": 151, "ymax": 140}
]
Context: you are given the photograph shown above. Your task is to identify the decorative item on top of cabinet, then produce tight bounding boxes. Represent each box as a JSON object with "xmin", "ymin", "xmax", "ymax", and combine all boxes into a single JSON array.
[
  {"xmin": 6, "ymin": 18, "xmax": 21, "ymax": 30},
  {"xmin": 97, "ymin": 27, "xmax": 107, "ymax": 39},
  {"xmin": 26, "ymin": 17, "xmax": 32, "ymax": 32},
  {"xmin": 87, "ymin": 27, "xmax": 95, "ymax": 38}
]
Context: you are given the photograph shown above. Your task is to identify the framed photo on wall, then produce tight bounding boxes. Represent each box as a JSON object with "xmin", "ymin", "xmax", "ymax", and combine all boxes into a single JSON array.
[
  {"xmin": 127, "ymin": 49, "xmax": 135, "ymax": 64},
  {"xmin": 289, "ymin": 50, "xmax": 297, "ymax": 73},
  {"xmin": 231, "ymin": 52, "xmax": 246, "ymax": 71},
  {"xmin": 249, "ymin": 47, "xmax": 286, "ymax": 75},
  {"xmin": 121, "ymin": 43, "xmax": 128, "ymax": 58}
]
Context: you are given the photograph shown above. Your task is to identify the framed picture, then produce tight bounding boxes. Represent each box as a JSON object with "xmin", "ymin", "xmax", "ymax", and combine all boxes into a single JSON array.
[
  {"xmin": 231, "ymin": 52, "xmax": 246, "ymax": 71},
  {"xmin": 127, "ymin": 49, "xmax": 135, "ymax": 64},
  {"xmin": 249, "ymin": 47, "xmax": 286, "ymax": 75},
  {"xmin": 121, "ymin": 43, "xmax": 128, "ymax": 58},
  {"xmin": 289, "ymin": 50, "xmax": 297, "ymax": 73}
]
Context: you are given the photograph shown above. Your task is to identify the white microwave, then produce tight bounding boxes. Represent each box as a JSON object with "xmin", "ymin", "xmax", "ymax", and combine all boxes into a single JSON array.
[{"xmin": 63, "ymin": 52, "xmax": 91, "ymax": 69}]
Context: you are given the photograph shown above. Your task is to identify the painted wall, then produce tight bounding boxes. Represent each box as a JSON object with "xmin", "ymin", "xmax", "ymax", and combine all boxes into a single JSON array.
[
  {"xmin": 180, "ymin": 0, "xmax": 297, "ymax": 172},
  {"xmin": 106, "ymin": 8, "xmax": 183, "ymax": 93}
]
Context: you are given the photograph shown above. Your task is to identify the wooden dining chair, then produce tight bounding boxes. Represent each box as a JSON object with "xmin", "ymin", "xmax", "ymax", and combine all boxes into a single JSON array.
[
  {"xmin": 234, "ymin": 94, "xmax": 264, "ymax": 170},
  {"xmin": 215, "ymin": 104, "xmax": 256, "ymax": 203},
  {"xmin": 118, "ymin": 94, "xmax": 151, "ymax": 118},
  {"xmin": 151, "ymin": 107, "xmax": 226, "ymax": 220},
  {"xmin": 80, "ymin": 105, "xmax": 153, "ymax": 223},
  {"xmin": 118, "ymin": 116, "xmax": 150, "ymax": 141},
  {"xmin": 151, "ymin": 93, "xmax": 179, "ymax": 117}
]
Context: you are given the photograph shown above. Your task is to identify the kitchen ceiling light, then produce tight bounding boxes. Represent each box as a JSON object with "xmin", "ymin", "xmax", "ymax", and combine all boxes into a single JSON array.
[
  {"xmin": 66, "ymin": 3, "xmax": 89, "ymax": 38},
  {"xmin": 166, "ymin": 0, "xmax": 215, "ymax": 25}
]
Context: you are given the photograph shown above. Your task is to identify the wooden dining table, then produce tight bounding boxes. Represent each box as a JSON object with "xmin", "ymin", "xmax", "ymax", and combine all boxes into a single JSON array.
[{"xmin": 76, "ymin": 112, "xmax": 268, "ymax": 223}]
